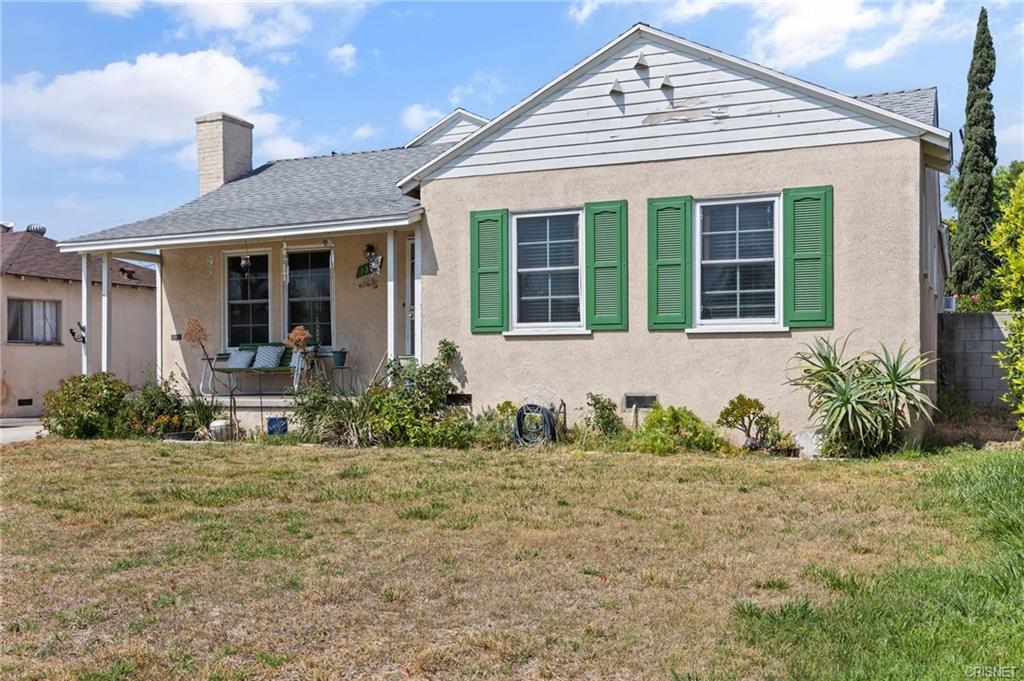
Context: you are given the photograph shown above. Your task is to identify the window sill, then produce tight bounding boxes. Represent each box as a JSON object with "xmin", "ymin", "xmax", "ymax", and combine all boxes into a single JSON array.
[
  {"xmin": 686, "ymin": 325, "xmax": 789, "ymax": 335},
  {"xmin": 503, "ymin": 328, "xmax": 592, "ymax": 337}
]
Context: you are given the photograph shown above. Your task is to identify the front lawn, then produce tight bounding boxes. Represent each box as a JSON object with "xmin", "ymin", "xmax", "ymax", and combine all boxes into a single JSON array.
[{"xmin": 1, "ymin": 440, "xmax": 1021, "ymax": 679}]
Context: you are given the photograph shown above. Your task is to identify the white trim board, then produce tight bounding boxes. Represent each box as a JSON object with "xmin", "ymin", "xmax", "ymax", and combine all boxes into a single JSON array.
[
  {"xmin": 404, "ymin": 108, "xmax": 490, "ymax": 148},
  {"xmin": 398, "ymin": 23, "xmax": 951, "ymax": 192},
  {"xmin": 58, "ymin": 211, "xmax": 422, "ymax": 254}
]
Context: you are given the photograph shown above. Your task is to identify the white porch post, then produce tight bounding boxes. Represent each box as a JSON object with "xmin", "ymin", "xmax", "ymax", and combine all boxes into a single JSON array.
[
  {"xmin": 386, "ymin": 230, "xmax": 396, "ymax": 359},
  {"xmin": 155, "ymin": 254, "xmax": 163, "ymax": 380},
  {"xmin": 80, "ymin": 254, "xmax": 92, "ymax": 374},
  {"xmin": 100, "ymin": 252, "xmax": 112, "ymax": 372},
  {"xmin": 413, "ymin": 225, "xmax": 423, "ymax": 362}
]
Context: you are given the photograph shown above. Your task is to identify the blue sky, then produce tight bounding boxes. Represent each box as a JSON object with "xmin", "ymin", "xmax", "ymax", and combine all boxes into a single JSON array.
[{"xmin": 2, "ymin": 1, "xmax": 1022, "ymax": 242}]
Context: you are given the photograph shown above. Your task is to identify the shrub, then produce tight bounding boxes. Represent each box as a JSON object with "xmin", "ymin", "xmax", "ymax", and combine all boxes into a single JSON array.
[
  {"xmin": 626, "ymin": 403, "xmax": 724, "ymax": 454},
  {"xmin": 584, "ymin": 392, "xmax": 623, "ymax": 436},
  {"xmin": 787, "ymin": 336, "xmax": 935, "ymax": 456},
  {"xmin": 717, "ymin": 394, "xmax": 797, "ymax": 454},
  {"xmin": 42, "ymin": 372, "xmax": 131, "ymax": 439},
  {"xmin": 472, "ymin": 401, "xmax": 518, "ymax": 449},
  {"xmin": 117, "ymin": 378, "xmax": 187, "ymax": 438},
  {"xmin": 182, "ymin": 381, "xmax": 224, "ymax": 432},
  {"xmin": 290, "ymin": 340, "xmax": 470, "ymax": 448},
  {"xmin": 994, "ymin": 312, "xmax": 1024, "ymax": 432}
]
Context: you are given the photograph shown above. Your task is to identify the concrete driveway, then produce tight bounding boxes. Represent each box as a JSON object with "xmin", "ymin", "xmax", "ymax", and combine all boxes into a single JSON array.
[{"xmin": 0, "ymin": 418, "xmax": 45, "ymax": 444}]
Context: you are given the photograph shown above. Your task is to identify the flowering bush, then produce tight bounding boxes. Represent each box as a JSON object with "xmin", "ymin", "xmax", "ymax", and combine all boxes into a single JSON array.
[{"xmin": 117, "ymin": 378, "xmax": 188, "ymax": 438}]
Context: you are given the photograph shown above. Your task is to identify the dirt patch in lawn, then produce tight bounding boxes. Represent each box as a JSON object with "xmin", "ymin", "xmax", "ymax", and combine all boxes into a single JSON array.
[{"xmin": 0, "ymin": 440, "xmax": 962, "ymax": 680}]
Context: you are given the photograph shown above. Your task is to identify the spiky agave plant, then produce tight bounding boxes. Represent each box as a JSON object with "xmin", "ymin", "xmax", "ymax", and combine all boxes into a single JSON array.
[{"xmin": 788, "ymin": 335, "xmax": 935, "ymax": 456}]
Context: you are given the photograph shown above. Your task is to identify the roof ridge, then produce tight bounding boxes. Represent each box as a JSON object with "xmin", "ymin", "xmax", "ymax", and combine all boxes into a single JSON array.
[
  {"xmin": 269, "ymin": 144, "xmax": 421, "ymax": 164},
  {"xmin": 855, "ymin": 86, "xmax": 937, "ymax": 97}
]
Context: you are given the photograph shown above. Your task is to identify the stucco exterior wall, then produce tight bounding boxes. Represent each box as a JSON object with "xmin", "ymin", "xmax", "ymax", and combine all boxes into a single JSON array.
[
  {"xmin": 160, "ymin": 232, "xmax": 409, "ymax": 392},
  {"xmin": 0, "ymin": 275, "xmax": 156, "ymax": 417},
  {"xmin": 419, "ymin": 138, "xmax": 925, "ymax": 432}
]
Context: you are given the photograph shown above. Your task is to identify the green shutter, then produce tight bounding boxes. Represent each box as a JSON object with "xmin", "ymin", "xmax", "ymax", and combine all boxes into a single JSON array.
[
  {"xmin": 585, "ymin": 200, "xmax": 628, "ymax": 330},
  {"xmin": 783, "ymin": 186, "xmax": 833, "ymax": 327},
  {"xmin": 470, "ymin": 209, "xmax": 508, "ymax": 333},
  {"xmin": 647, "ymin": 196, "xmax": 692, "ymax": 329}
]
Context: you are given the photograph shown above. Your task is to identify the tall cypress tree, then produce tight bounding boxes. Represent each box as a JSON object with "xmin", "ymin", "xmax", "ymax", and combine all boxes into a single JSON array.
[{"xmin": 950, "ymin": 7, "xmax": 997, "ymax": 294}]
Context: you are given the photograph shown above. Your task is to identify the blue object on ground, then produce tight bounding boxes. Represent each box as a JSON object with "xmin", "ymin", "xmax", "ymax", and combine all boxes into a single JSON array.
[{"xmin": 267, "ymin": 417, "xmax": 288, "ymax": 435}]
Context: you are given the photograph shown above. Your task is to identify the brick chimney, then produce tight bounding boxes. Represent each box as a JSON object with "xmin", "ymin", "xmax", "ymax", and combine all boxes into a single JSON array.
[{"xmin": 195, "ymin": 112, "xmax": 254, "ymax": 196}]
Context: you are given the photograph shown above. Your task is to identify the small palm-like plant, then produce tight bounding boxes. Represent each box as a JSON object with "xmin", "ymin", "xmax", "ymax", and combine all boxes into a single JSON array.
[{"xmin": 788, "ymin": 336, "xmax": 935, "ymax": 456}]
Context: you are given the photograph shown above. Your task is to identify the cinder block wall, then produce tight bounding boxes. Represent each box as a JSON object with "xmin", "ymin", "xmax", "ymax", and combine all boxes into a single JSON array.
[{"xmin": 938, "ymin": 312, "xmax": 1011, "ymax": 406}]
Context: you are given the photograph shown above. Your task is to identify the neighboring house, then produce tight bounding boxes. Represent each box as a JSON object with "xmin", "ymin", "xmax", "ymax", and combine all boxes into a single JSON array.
[
  {"xmin": 59, "ymin": 24, "xmax": 951, "ymax": 435},
  {"xmin": 1, "ymin": 225, "xmax": 156, "ymax": 417}
]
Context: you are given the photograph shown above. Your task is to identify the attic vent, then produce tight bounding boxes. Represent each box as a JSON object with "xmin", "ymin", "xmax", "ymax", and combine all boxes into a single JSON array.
[
  {"xmin": 658, "ymin": 75, "xmax": 674, "ymax": 91},
  {"xmin": 633, "ymin": 51, "xmax": 648, "ymax": 70},
  {"xmin": 118, "ymin": 266, "xmax": 136, "ymax": 281},
  {"xmin": 17, "ymin": 398, "xmax": 33, "ymax": 407},
  {"xmin": 608, "ymin": 79, "xmax": 624, "ymax": 95},
  {"xmin": 624, "ymin": 394, "xmax": 657, "ymax": 410}
]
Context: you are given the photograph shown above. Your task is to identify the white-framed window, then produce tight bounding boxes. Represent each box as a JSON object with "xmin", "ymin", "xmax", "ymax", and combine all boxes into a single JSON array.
[
  {"xmin": 287, "ymin": 249, "xmax": 333, "ymax": 347},
  {"xmin": 510, "ymin": 210, "xmax": 585, "ymax": 331},
  {"xmin": 694, "ymin": 195, "xmax": 781, "ymax": 327},
  {"xmin": 225, "ymin": 253, "xmax": 270, "ymax": 347},
  {"xmin": 6, "ymin": 299, "xmax": 60, "ymax": 344}
]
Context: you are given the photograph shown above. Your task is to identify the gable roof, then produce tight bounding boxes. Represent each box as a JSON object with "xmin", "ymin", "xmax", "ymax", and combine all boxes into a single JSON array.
[
  {"xmin": 62, "ymin": 143, "xmax": 451, "ymax": 250},
  {"xmin": 853, "ymin": 88, "xmax": 938, "ymax": 127},
  {"xmin": 398, "ymin": 23, "xmax": 952, "ymax": 193},
  {"xmin": 2, "ymin": 231, "xmax": 155, "ymax": 286},
  {"xmin": 405, "ymin": 108, "xmax": 489, "ymax": 148}
]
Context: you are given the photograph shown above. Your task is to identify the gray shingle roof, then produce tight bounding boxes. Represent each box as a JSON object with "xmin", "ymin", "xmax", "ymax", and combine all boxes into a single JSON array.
[
  {"xmin": 65, "ymin": 143, "xmax": 452, "ymax": 244},
  {"xmin": 854, "ymin": 87, "xmax": 938, "ymax": 127},
  {"xmin": 2, "ymin": 231, "xmax": 155, "ymax": 286}
]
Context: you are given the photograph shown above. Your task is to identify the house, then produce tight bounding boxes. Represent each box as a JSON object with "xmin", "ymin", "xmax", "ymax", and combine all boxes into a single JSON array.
[
  {"xmin": 1, "ymin": 224, "xmax": 156, "ymax": 417},
  {"xmin": 58, "ymin": 24, "xmax": 951, "ymax": 435}
]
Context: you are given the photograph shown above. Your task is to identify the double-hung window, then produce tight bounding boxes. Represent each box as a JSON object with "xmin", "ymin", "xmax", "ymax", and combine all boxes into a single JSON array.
[
  {"xmin": 511, "ymin": 211, "xmax": 584, "ymax": 330},
  {"xmin": 287, "ymin": 250, "xmax": 332, "ymax": 346},
  {"xmin": 696, "ymin": 197, "xmax": 780, "ymax": 327},
  {"xmin": 226, "ymin": 254, "xmax": 269, "ymax": 347},
  {"xmin": 7, "ymin": 299, "xmax": 60, "ymax": 344}
]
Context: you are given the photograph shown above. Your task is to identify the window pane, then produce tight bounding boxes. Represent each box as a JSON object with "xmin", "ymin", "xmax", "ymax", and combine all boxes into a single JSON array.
[
  {"xmin": 548, "ymin": 241, "xmax": 578, "ymax": 267},
  {"xmin": 702, "ymin": 204, "xmax": 737, "ymax": 233},
  {"xmin": 738, "ymin": 231, "xmax": 773, "ymax": 259},
  {"xmin": 702, "ymin": 292, "xmax": 738, "ymax": 320},
  {"xmin": 740, "ymin": 291, "xmax": 775, "ymax": 318},
  {"xmin": 703, "ymin": 232, "xmax": 736, "ymax": 260},
  {"xmin": 7, "ymin": 300, "xmax": 24, "ymax": 341},
  {"xmin": 518, "ymin": 299, "xmax": 549, "ymax": 323},
  {"xmin": 518, "ymin": 243, "xmax": 547, "ymax": 269},
  {"xmin": 517, "ymin": 217, "xmax": 547, "ymax": 243},
  {"xmin": 701, "ymin": 264, "xmax": 737, "ymax": 292},
  {"xmin": 550, "ymin": 297, "xmax": 580, "ymax": 322},
  {"xmin": 739, "ymin": 263, "xmax": 774, "ymax": 291},
  {"xmin": 738, "ymin": 202, "xmax": 773, "ymax": 231},
  {"xmin": 251, "ymin": 325, "xmax": 269, "ymax": 344},
  {"xmin": 548, "ymin": 214, "xmax": 578, "ymax": 242},
  {"xmin": 549, "ymin": 270, "xmax": 579, "ymax": 296},
  {"xmin": 287, "ymin": 251, "xmax": 332, "ymax": 343},
  {"xmin": 518, "ymin": 272, "xmax": 549, "ymax": 297},
  {"xmin": 229, "ymin": 325, "xmax": 251, "ymax": 346}
]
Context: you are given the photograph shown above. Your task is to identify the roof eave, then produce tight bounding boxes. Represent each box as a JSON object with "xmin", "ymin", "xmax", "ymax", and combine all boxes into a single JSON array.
[
  {"xmin": 403, "ymin": 108, "xmax": 490, "ymax": 149},
  {"xmin": 397, "ymin": 22, "xmax": 953, "ymax": 193},
  {"xmin": 59, "ymin": 209, "xmax": 423, "ymax": 253}
]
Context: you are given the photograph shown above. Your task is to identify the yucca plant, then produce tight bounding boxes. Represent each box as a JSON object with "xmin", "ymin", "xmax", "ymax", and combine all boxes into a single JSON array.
[{"xmin": 788, "ymin": 336, "xmax": 935, "ymax": 456}]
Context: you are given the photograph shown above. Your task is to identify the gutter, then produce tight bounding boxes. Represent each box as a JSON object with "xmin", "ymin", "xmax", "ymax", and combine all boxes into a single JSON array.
[{"xmin": 59, "ymin": 210, "xmax": 423, "ymax": 253}]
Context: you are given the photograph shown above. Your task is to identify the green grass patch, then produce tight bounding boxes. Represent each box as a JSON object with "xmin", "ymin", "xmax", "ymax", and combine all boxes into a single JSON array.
[{"xmin": 733, "ymin": 451, "xmax": 1024, "ymax": 679}]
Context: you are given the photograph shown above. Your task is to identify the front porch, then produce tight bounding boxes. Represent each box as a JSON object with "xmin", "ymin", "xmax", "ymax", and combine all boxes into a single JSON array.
[{"xmin": 65, "ymin": 223, "xmax": 423, "ymax": 398}]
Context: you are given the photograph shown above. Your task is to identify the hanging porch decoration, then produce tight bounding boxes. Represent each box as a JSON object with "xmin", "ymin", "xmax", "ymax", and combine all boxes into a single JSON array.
[{"xmin": 357, "ymin": 243, "xmax": 383, "ymax": 288}]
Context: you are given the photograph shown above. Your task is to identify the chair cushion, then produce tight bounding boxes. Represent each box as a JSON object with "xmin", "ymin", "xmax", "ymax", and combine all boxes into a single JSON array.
[
  {"xmin": 226, "ymin": 349, "xmax": 256, "ymax": 369},
  {"xmin": 253, "ymin": 345, "xmax": 285, "ymax": 369},
  {"xmin": 289, "ymin": 351, "xmax": 305, "ymax": 369}
]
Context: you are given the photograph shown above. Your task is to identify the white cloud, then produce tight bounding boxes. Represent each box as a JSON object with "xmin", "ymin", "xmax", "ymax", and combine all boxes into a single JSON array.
[
  {"xmin": 351, "ymin": 123, "xmax": 383, "ymax": 140},
  {"xmin": 171, "ymin": 142, "xmax": 197, "ymax": 171},
  {"xmin": 747, "ymin": 1, "xmax": 885, "ymax": 70},
  {"xmin": 257, "ymin": 135, "xmax": 312, "ymax": 160},
  {"xmin": 88, "ymin": 0, "xmax": 143, "ymax": 17},
  {"xmin": 88, "ymin": 1, "xmax": 368, "ymax": 51},
  {"xmin": 845, "ymin": 0, "xmax": 946, "ymax": 69},
  {"xmin": 663, "ymin": 0, "xmax": 724, "ymax": 23},
  {"xmin": 327, "ymin": 43, "xmax": 358, "ymax": 73},
  {"xmin": 401, "ymin": 103, "xmax": 443, "ymax": 132},
  {"xmin": 79, "ymin": 166, "xmax": 125, "ymax": 184},
  {"xmin": 2, "ymin": 50, "xmax": 279, "ymax": 159},
  {"xmin": 568, "ymin": 0, "xmax": 600, "ymax": 24},
  {"xmin": 266, "ymin": 51, "xmax": 295, "ymax": 65},
  {"xmin": 448, "ymin": 71, "xmax": 506, "ymax": 107}
]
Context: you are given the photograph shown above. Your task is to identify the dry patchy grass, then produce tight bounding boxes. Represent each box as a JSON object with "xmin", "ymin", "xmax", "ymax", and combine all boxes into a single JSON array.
[{"xmin": 0, "ymin": 439, "xmax": 963, "ymax": 680}]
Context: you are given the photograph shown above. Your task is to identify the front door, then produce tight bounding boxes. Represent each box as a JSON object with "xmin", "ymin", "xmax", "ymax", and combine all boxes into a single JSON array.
[{"xmin": 404, "ymin": 236, "xmax": 415, "ymax": 356}]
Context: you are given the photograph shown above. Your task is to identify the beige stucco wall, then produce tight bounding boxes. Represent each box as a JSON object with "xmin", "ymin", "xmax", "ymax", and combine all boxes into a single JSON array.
[
  {"xmin": 0, "ymin": 275, "xmax": 156, "ymax": 417},
  {"xmin": 160, "ymin": 231, "xmax": 410, "ymax": 393},
  {"xmin": 419, "ymin": 138, "xmax": 926, "ymax": 432}
]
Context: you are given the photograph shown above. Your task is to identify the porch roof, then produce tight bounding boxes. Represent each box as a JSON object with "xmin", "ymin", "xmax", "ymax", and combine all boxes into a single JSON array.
[{"xmin": 60, "ymin": 143, "xmax": 452, "ymax": 252}]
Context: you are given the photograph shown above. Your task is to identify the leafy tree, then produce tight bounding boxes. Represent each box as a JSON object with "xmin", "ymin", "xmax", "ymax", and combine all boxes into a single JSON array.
[
  {"xmin": 991, "ymin": 174, "xmax": 1023, "ymax": 431},
  {"xmin": 950, "ymin": 7, "xmax": 997, "ymax": 295}
]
